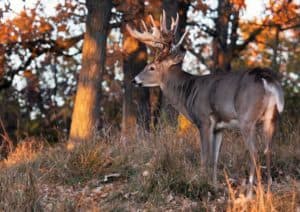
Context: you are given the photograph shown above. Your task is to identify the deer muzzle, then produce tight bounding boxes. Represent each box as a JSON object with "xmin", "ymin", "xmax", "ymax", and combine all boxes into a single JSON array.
[{"xmin": 131, "ymin": 77, "xmax": 142, "ymax": 87}]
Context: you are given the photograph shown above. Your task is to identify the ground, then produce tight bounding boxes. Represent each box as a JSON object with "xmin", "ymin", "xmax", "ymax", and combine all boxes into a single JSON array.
[{"xmin": 0, "ymin": 118, "xmax": 299, "ymax": 211}]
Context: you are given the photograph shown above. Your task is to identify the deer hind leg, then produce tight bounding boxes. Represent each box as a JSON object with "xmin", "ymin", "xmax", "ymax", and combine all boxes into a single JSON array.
[
  {"xmin": 212, "ymin": 130, "xmax": 223, "ymax": 187},
  {"xmin": 241, "ymin": 124, "xmax": 257, "ymax": 198},
  {"xmin": 263, "ymin": 107, "xmax": 277, "ymax": 189}
]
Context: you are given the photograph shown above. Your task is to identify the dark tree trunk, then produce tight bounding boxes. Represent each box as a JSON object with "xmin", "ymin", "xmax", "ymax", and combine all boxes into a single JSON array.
[
  {"xmin": 69, "ymin": 0, "xmax": 112, "ymax": 142},
  {"xmin": 211, "ymin": 0, "xmax": 232, "ymax": 72},
  {"xmin": 0, "ymin": 48, "xmax": 4, "ymax": 78},
  {"xmin": 136, "ymin": 85, "xmax": 151, "ymax": 131},
  {"xmin": 121, "ymin": 20, "xmax": 150, "ymax": 142},
  {"xmin": 162, "ymin": 0, "xmax": 188, "ymax": 40},
  {"xmin": 192, "ymin": 0, "xmax": 263, "ymax": 73},
  {"xmin": 212, "ymin": 38, "xmax": 232, "ymax": 72},
  {"xmin": 271, "ymin": 26, "xmax": 280, "ymax": 72}
]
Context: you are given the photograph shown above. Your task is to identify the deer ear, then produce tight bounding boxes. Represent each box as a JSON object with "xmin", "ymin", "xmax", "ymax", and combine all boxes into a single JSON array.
[{"xmin": 166, "ymin": 52, "xmax": 185, "ymax": 66}]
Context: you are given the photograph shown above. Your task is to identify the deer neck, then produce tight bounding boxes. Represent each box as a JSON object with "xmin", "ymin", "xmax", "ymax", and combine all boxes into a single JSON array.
[{"xmin": 160, "ymin": 66, "xmax": 194, "ymax": 120}]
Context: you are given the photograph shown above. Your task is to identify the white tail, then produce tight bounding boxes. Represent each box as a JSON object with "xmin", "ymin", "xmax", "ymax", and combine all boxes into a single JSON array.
[{"xmin": 262, "ymin": 79, "xmax": 285, "ymax": 113}]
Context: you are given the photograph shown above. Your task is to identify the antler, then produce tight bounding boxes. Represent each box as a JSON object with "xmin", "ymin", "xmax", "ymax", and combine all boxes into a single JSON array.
[
  {"xmin": 160, "ymin": 10, "xmax": 179, "ymax": 35},
  {"xmin": 171, "ymin": 30, "xmax": 188, "ymax": 52},
  {"xmin": 126, "ymin": 10, "xmax": 182, "ymax": 51},
  {"xmin": 126, "ymin": 15, "xmax": 165, "ymax": 49}
]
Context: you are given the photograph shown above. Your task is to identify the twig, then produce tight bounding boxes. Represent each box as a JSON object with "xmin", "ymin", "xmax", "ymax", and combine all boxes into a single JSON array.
[{"xmin": 0, "ymin": 117, "xmax": 13, "ymax": 153}]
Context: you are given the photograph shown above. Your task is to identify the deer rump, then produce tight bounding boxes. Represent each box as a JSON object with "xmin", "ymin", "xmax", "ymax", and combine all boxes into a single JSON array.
[{"xmin": 167, "ymin": 67, "xmax": 284, "ymax": 127}]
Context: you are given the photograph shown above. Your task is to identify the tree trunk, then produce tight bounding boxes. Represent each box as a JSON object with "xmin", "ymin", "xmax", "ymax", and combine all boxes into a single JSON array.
[
  {"xmin": 212, "ymin": 38, "xmax": 232, "ymax": 72},
  {"xmin": 69, "ymin": 0, "xmax": 112, "ymax": 142},
  {"xmin": 121, "ymin": 21, "xmax": 150, "ymax": 142},
  {"xmin": 271, "ymin": 26, "xmax": 280, "ymax": 72},
  {"xmin": 0, "ymin": 48, "xmax": 4, "ymax": 78},
  {"xmin": 136, "ymin": 85, "xmax": 151, "ymax": 132},
  {"xmin": 211, "ymin": 0, "xmax": 233, "ymax": 72}
]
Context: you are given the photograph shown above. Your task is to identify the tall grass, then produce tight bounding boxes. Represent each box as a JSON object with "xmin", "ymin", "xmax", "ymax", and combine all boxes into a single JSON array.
[
  {"xmin": 0, "ymin": 119, "xmax": 299, "ymax": 211},
  {"xmin": 0, "ymin": 167, "xmax": 41, "ymax": 211}
]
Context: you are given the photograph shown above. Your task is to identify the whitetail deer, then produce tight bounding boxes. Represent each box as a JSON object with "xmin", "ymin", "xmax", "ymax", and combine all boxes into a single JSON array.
[{"xmin": 127, "ymin": 11, "xmax": 284, "ymax": 196}]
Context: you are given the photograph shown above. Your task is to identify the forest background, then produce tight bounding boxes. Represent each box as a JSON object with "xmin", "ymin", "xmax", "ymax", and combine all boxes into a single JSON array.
[{"xmin": 0, "ymin": 0, "xmax": 299, "ymax": 210}]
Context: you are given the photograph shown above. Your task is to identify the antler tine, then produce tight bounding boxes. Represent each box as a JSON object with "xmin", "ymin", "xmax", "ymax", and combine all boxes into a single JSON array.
[
  {"xmin": 125, "ymin": 24, "xmax": 150, "ymax": 42},
  {"xmin": 141, "ymin": 20, "xmax": 148, "ymax": 32},
  {"xmin": 147, "ymin": 14, "xmax": 162, "ymax": 40},
  {"xmin": 171, "ymin": 13, "xmax": 179, "ymax": 34},
  {"xmin": 160, "ymin": 15, "xmax": 162, "ymax": 30},
  {"xmin": 126, "ymin": 24, "xmax": 140, "ymax": 38},
  {"xmin": 126, "ymin": 23, "xmax": 164, "ymax": 49},
  {"xmin": 149, "ymin": 15, "xmax": 156, "ymax": 27},
  {"xmin": 161, "ymin": 9, "xmax": 168, "ymax": 34},
  {"xmin": 171, "ymin": 30, "xmax": 188, "ymax": 52}
]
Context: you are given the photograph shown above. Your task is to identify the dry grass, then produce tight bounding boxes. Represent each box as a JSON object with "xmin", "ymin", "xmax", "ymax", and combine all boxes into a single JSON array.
[
  {"xmin": 126, "ymin": 128, "xmax": 213, "ymax": 203},
  {"xmin": 0, "ymin": 118, "xmax": 299, "ymax": 211},
  {"xmin": 225, "ymin": 170, "xmax": 299, "ymax": 212},
  {"xmin": 0, "ymin": 167, "xmax": 41, "ymax": 211}
]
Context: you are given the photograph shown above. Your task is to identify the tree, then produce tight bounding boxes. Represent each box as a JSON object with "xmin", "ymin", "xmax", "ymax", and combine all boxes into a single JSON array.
[
  {"xmin": 116, "ymin": 0, "xmax": 151, "ymax": 142},
  {"xmin": 0, "ymin": 1, "xmax": 84, "ymax": 141},
  {"xmin": 0, "ymin": 0, "xmax": 299, "ymax": 145},
  {"xmin": 186, "ymin": 0, "xmax": 299, "ymax": 72},
  {"xmin": 69, "ymin": 0, "xmax": 112, "ymax": 142}
]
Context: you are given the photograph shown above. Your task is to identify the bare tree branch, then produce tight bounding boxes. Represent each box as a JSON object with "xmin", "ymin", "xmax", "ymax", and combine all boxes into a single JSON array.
[
  {"xmin": 0, "ymin": 34, "xmax": 84, "ymax": 91},
  {"xmin": 235, "ymin": 27, "xmax": 263, "ymax": 52},
  {"xmin": 109, "ymin": 22, "xmax": 122, "ymax": 29},
  {"xmin": 186, "ymin": 45, "xmax": 209, "ymax": 69},
  {"xmin": 187, "ymin": 21, "xmax": 217, "ymax": 37},
  {"xmin": 280, "ymin": 23, "xmax": 300, "ymax": 31}
]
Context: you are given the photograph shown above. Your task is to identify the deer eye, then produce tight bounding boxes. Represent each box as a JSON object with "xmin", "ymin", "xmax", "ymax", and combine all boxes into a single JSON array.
[{"xmin": 149, "ymin": 66, "xmax": 155, "ymax": 71}]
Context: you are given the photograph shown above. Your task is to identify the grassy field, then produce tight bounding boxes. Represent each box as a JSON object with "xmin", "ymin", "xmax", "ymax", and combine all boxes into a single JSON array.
[{"xmin": 0, "ymin": 116, "xmax": 299, "ymax": 211}]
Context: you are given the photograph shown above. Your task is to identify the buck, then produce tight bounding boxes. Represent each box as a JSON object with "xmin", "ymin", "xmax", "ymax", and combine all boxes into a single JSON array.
[{"xmin": 127, "ymin": 11, "xmax": 284, "ymax": 195}]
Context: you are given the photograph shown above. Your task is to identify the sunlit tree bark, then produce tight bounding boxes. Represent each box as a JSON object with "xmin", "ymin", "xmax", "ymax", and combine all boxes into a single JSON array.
[{"xmin": 69, "ymin": 0, "xmax": 112, "ymax": 142}]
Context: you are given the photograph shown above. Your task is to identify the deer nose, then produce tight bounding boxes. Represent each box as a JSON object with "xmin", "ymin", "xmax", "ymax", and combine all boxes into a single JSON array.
[
  {"xmin": 131, "ymin": 78, "xmax": 142, "ymax": 87},
  {"xmin": 131, "ymin": 78, "xmax": 137, "ymax": 84}
]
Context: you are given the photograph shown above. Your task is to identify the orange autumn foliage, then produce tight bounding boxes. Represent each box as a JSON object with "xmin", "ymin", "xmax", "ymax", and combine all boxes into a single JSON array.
[
  {"xmin": 230, "ymin": 0, "xmax": 246, "ymax": 10},
  {"xmin": 0, "ymin": 10, "xmax": 53, "ymax": 45},
  {"xmin": 177, "ymin": 114, "xmax": 197, "ymax": 136}
]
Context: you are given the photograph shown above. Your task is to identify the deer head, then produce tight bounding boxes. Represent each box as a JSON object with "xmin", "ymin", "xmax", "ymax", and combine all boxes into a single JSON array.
[{"xmin": 126, "ymin": 10, "xmax": 187, "ymax": 87}]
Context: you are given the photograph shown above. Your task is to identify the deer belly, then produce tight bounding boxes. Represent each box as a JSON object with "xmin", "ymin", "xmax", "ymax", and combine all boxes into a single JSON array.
[{"xmin": 215, "ymin": 119, "xmax": 239, "ymax": 130}]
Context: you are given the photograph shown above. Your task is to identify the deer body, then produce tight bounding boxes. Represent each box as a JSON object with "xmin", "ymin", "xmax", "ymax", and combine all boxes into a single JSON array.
[
  {"xmin": 127, "ymin": 11, "xmax": 284, "ymax": 196},
  {"xmin": 135, "ymin": 59, "xmax": 284, "ymax": 188},
  {"xmin": 159, "ymin": 65, "xmax": 283, "ymax": 127}
]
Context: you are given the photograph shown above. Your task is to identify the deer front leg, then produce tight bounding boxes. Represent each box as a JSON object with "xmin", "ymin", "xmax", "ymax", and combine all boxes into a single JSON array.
[
  {"xmin": 198, "ymin": 121, "xmax": 214, "ymax": 179},
  {"xmin": 199, "ymin": 127, "xmax": 208, "ymax": 173}
]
